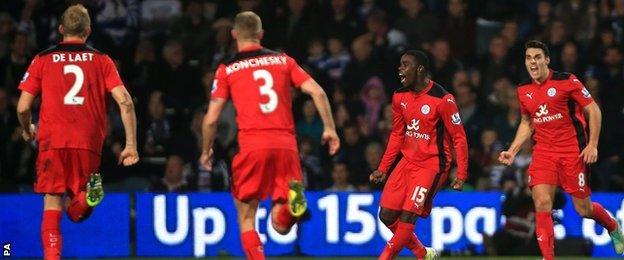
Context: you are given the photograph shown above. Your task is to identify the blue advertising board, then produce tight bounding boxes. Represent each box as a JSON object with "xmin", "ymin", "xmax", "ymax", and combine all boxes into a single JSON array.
[
  {"xmin": 135, "ymin": 191, "xmax": 502, "ymax": 257},
  {"xmin": 2, "ymin": 192, "xmax": 624, "ymax": 257},
  {"xmin": 0, "ymin": 193, "xmax": 130, "ymax": 257}
]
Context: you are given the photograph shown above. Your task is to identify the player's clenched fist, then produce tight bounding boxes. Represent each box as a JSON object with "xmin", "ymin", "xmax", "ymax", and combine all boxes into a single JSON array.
[
  {"xmin": 321, "ymin": 129, "xmax": 340, "ymax": 155},
  {"xmin": 369, "ymin": 169, "xmax": 387, "ymax": 184},
  {"xmin": 21, "ymin": 123, "xmax": 36, "ymax": 142},
  {"xmin": 118, "ymin": 146, "xmax": 139, "ymax": 166},
  {"xmin": 498, "ymin": 150, "xmax": 516, "ymax": 166},
  {"xmin": 450, "ymin": 178, "xmax": 465, "ymax": 191},
  {"xmin": 200, "ymin": 149, "xmax": 214, "ymax": 171}
]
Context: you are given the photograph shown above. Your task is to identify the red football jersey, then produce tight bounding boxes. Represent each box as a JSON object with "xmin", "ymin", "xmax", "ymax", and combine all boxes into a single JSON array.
[
  {"xmin": 378, "ymin": 81, "xmax": 469, "ymax": 180},
  {"xmin": 18, "ymin": 41, "xmax": 124, "ymax": 154},
  {"xmin": 211, "ymin": 44, "xmax": 311, "ymax": 151},
  {"xmin": 516, "ymin": 70, "xmax": 594, "ymax": 156}
]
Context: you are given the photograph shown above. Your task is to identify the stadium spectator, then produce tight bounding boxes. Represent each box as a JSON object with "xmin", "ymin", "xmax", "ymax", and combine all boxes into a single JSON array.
[
  {"xmin": 430, "ymin": 38, "xmax": 463, "ymax": 88},
  {"xmin": 359, "ymin": 76, "xmax": 386, "ymax": 136},
  {"xmin": 326, "ymin": 161, "xmax": 355, "ymax": 192},
  {"xmin": 151, "ymin": 154, "xmax": 194, "ymax": 192},
  {"xmin": 296, "ymin": 99, "xmax": 324, "ymax": 156},
  {"xmin": 169, "ymin": 0, "xmax": 213, "ymax": 60},
  {"xmin": 321, "ymin": 0, "xmax": 362, "ymax": 43},
  {"xmin": 0, "ymin": 31, "xmax": 31, "ymax": 98},
  {"xmin": 323, "ymin": 36, "xmax": 351, "ymax": 82},
  {"xmin": 338, "ymin": 122, "xmax": 367, "ymax": 186},
  {"xmin": 441, "ymin": 0, "xmax": 475, "ymax": 64},
  {"xmin": 394, "ymin": 0, "xmax": 438, "ymax": 50},
  {"xmin": 341, "ymin": 34, "xmax": 377, "ymax": 98},
  {"xmin": 152, "ymin": 39, "xmax": 202, "ymax": 114}
]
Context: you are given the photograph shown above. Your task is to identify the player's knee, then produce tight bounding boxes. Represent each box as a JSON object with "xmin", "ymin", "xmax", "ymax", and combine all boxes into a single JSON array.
[
  {"xmin": 378, "ymin": 208, "xmax": 399, "ymax": 227},
  {"xmin": 533, "ymin": 197, "xmax": 553, "ymax": 211},
  {"xmin": 66, "ymin": 208, "xmax": 93, "ymax": 223},
  {"xmin": 574, "ymin": 203, "xmax": 593, "ymax": 218},
  {"xmin": 271, "ymin": 221, "xmax": 292, "ymax": 235}
]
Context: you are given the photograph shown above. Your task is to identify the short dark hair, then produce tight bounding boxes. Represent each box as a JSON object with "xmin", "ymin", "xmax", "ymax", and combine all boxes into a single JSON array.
[
  {"xmin": 403, "ymin": 50, "xmax": 430, "ymax": 72},
  {"xmin": 525, "ymin": 40, "xmax": 550, "ymax": 57}
]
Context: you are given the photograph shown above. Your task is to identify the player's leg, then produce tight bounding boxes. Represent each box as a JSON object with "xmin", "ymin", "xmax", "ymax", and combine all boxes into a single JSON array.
[
  {"xmin": 42, "ymin": 194, "xmax": 63, "ymax": 260},
  {"xmin": 379, "ymin": 207, "xmax": 427, "ymax": 258},
  {"xmin": 377, "ymin": 159, "xmax": 428, "ymax": 258},
  {"xmin": 560, "ymin": 157, "xmax": 623, "ymax": 254},
  {"xmin": 532, "ymin": 184, "xmax": 557, "ymax": 260},
  {"xmin": 65, "ymin": 150, "xmax": 102, "ymax": 222},
  {"xmin": 35, "ymin": 150, "xmax": 66, "ymax": 260},
  {"xmin": 528, "ymin": 154, "xmax": 559, "ymax": 260},
  {"xmin": 235, "ymin": 198, "xmax": 264, "ymax": 260},
  {"xmin": 270, "ymin": 149, "xmax": 306, "ymax": 234},
  {"xmin": 570, "ymin": 195, "xmax": 623, "ymax": 254},
  {"xmin": 231, "ymin": 150, "xmax": 271, "ymax": 259},
  {"xmin": 380, "ymin": 165, "xmax": 442, "ymax": 260}
]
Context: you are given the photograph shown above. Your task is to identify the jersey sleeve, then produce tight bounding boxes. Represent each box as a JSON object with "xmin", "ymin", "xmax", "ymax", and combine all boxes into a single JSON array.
[
  {"xmin": 211, "ymin": 64, "xmax": 230, "ymax": 100},
  {"xmin": 18, "ymin": 56, "xmax": 43, "ymax": 95},
  {"xmin": 568, "ymin": 74, "xmax": 594, "ymax": 107},
  {"xmin": 517, "ymin": 88, "xmax": 529, "ymax": 116},
  {"xmin": 102, "ymin": 55, "xmax": 124, "ymax": 92},
  {"xmin": 378, "ymin": 94, "xmax": 406, "ymax": 173},
  {"xmin": 286, "ymin": 55, "xmax": 311, "ymax": 88},
  {"xmin": 439, "ymin": 94, "xmax": 469, "ymax": 181}
]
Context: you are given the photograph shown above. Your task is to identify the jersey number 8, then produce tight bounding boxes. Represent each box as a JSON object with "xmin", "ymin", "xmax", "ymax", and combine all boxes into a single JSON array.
[{"xmin": 253, "ymin": 69, "xmax": 278, "ymax": 113}]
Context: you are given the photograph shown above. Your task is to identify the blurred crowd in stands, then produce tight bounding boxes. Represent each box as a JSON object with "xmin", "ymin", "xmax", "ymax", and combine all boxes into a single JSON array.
[{"xmin": 0, "ymin": 0, "xmax": 623, "ymax": 195}]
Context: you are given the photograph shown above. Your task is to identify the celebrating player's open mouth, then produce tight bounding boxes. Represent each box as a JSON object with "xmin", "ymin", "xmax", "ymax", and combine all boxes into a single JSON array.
[{"xmin": 398, "ymin": 56, "xmax": 416, "ymax": 87}]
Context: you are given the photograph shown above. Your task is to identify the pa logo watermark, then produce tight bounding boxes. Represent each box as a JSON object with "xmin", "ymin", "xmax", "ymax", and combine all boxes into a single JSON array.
[{"xmin": 2, "ymin": 243, "xmax": 10, "ymax": 257}]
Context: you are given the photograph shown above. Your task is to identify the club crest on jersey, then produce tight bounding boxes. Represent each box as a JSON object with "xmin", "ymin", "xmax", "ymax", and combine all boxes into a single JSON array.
[
  {"xmin": 451, "ymin": 112, "xmax": 462, "ymax": 125},
  {"xmin": 421, "ymin": 104, "xmax": 430, "ymax": 115},
  {"xmin": 20, "ymin": 72, "xmax": 29, "ymax": 83},
  {"xmin": 547, "ymin": 87, "xmax": 556, "ymax": 97},
  {"xmin": 581, "ymin": 87, "xmax": 591, "ymax": 98}
]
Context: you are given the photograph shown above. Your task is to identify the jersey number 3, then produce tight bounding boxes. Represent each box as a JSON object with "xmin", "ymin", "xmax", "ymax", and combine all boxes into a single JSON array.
[
  {"xmin": 254, "ymin": 69, "xmax": 278, "ymax": 113},
  {"xmin": 63, "ymin": 64, "xmax": 85, "ymax": 105}
]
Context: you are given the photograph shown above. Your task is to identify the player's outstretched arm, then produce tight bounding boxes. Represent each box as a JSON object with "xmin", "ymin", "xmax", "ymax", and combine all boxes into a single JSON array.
[
  {"xmin": 200, "ymin": 98, "xmax": 226, "ymax": 170},
  {"xmin": 499, "ymin": 114, "xmax": 533, "ymax": 166},
  {"xmin": 111, "ymin": 86, "xmax": 139, "ymax": 166},
  {"xmin": 16, "ymin": 91, "xmax": 36, "ymax": 142},
  {"xmin": 300, "ymin": 78, "xmax": 340, "ymax": 155},
  {"xmin": 439, "ymin": 96, "xmax": 469, "ymax": 190},
  {"xmin": 373, "ymin": 95, "xmax": 405, "ymax": 183},
  {"xmin": 580, "ymin": 101, "xmax": 601, "ymax": 164}
]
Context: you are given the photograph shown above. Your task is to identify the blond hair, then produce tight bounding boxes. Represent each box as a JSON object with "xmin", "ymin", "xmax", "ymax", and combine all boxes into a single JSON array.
[
  {"xmin": 234, "ymin": 11, "xmax": 262, "ymax": 40},
  {"xmin": 61, "ymin": 4, "xmax": 91, "ymax": 38}
]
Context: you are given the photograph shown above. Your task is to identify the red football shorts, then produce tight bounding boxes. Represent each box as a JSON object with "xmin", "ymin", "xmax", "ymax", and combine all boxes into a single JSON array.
[
  {"xmin": 528, "ymin": 153, "xmax": 591, "ymax": 198},
  {"xmin": 231, "ymin": 149, "xmax": 302, "ymax": 202},
  {"xmin": 379, "ymin": 158, "xmax": 448, "ymax": 217},
  {"xmin": 35, "ymin": 149, "xmax": 101, "ymax": 196}
]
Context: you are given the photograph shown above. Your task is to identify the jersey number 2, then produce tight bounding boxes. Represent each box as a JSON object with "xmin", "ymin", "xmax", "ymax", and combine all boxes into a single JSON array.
[
  {"xmin": 254, "ymin": 69, "xmax": 277, "ymax": 113},
  {"xmin": 63, "ymin": 64, "xmax": 85, "ymax": 105}
]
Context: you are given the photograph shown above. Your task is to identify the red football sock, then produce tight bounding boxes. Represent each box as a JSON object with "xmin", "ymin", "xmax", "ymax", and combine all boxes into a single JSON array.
[
  {"xmin": 274, "ymin": 204, "xmax": 297, "ymax": 230},
  {"xmin": 387, "ymin": 220, "xmax": 426, "ymax": 258},
  {"xmin": 41, "ymin": 210, "xmax": 62, "ymax": 260},
  {"xmin": 240, "ymin": 230, "xmax": 264, "ymax": 260},
  {"xmin": 535, "ymin": 211, "xmax": 555, "ymax": 260},
  {"xmin": 380, "ymin": 222, "xmax": 414, "ymax": 260},
  {"xmin": 591, "ymin": 202, "xmax": 617, "ymax": 232},
  {"xmin": 66, "ymin": 191, "xmax": 93, "ymax": 223}
]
